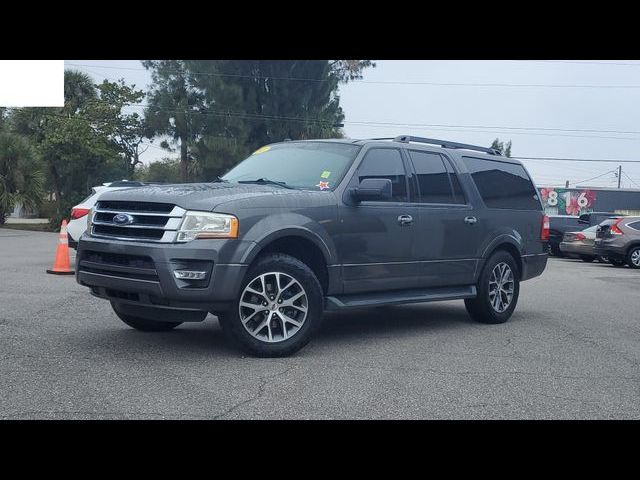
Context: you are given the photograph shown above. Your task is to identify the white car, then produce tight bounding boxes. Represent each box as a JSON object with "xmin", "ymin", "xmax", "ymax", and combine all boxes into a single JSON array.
[{"xmin": 67, "ymin": 181, "xmax": 146, "ymax": 249}]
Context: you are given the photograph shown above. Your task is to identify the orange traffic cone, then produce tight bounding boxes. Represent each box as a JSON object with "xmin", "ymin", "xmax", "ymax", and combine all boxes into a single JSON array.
[{"xmin": 46, "ymin": 219, "xmax": 75, "ymax": 275}]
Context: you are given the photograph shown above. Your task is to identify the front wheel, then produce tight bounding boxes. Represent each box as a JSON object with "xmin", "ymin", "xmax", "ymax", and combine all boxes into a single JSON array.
[
  {"xmin": 627, "ymin": 247, "xmax": 640, "ymax": 269},
  {"xmin": 465, "ymin": 251, "xmax": 520, "ymax": 324},
  {"xmin": 219, "ymin": 253, "xmax": 324, "ymax": 357}
]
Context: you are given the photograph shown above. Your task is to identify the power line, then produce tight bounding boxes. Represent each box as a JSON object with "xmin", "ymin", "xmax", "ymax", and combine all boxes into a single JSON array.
[
  {"xmin": 622, "ymin": 170, "xmax": 640, "ymax": 188},
  {"xmin": 531, "ymin": 60, "xmax": 640, "ymax": 67},
  {"xmin": 514, "ymin": 156, "xmax": 640, "ymax": 164},
  {"xmin": 572, "ymin": 169, "xmax": 616, "ymax": 186},
  {"xmin": 107, "ymin": 102, "xmax": 640, "ymax": 140},
  {"xmin": 63, "ymin": 71, "xmax": 640, "ymax": 140},
  {"xmin": 100, "ymin": 102, "xmax": 640, "ymax": 141},
  {"xmin": 65, "ymin": 62, "xmax": 640, "ymax": 89}
]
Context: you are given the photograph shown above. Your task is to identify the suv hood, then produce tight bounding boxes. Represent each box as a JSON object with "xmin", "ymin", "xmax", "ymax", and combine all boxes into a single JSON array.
[{"xmin": 95, "ymin": 182, "xmax": 311, "ymax": 211}]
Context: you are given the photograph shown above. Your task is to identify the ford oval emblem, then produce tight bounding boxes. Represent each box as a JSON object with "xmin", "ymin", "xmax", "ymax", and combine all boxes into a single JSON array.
[{"xmin": 113, "ymin": 213, "xmax": 134, "ymax": 225}]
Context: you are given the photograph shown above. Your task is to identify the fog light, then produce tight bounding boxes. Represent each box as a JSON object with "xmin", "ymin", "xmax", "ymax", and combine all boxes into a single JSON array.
[{"xmin": 174, "ymin": 270, "xmax": 207, "ymax": 280}]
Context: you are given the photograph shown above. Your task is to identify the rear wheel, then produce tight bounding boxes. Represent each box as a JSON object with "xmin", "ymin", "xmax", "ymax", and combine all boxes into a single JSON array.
[
  {"xmin": 218, "ymin": 253, "xmax": 324, "ymax": 357},
  {"xmin": 580, "ymin": 255, "xmax": 596, "ymax": 263},
  {"xmin": 627, "ymin": 247, "xmax": 640, "ymax": 269},
  {"xmin": 465, "ymin": 251, "xmax": 520, "ymax": 325},
  {"xmin": 110, "ymin": 302, "xmax": 184, "ymax": 331}
]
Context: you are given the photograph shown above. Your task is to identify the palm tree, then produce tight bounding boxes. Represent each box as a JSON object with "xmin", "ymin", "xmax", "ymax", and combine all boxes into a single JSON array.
[{"xmin": 0, "ymin": 132, "xmax": 45, "ymax": 224}]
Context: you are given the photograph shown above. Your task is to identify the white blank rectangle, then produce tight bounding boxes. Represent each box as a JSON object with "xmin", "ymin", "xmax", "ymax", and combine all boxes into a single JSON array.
[{"xmin": 0, "ymin": 60, "xmax": 64, "ymax": 107}]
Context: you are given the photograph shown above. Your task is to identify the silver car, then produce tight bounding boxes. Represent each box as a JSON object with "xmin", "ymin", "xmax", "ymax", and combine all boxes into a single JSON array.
[{"xmin": 559, "ymin": 225, "xmax": 604, "ymax": 262}]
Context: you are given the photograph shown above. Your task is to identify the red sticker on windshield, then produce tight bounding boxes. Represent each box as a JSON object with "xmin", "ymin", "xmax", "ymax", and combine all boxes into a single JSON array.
[{"xmin": 316, "ymin": 181, "xmax": 330, "ymax": 190}]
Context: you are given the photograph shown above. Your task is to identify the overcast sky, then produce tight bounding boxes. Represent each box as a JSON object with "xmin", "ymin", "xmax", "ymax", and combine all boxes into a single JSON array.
[{"xmin": 65, "ymin": 60, "xmax": 640, "ymax": 189}]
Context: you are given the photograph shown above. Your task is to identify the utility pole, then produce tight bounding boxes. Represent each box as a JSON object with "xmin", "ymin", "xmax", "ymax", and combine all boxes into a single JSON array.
[{"xmin": 618, "ymin": 165, "xmax": 622, "ymax": 189}]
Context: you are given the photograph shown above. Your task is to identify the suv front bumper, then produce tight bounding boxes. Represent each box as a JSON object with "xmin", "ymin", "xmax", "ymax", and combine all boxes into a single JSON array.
[{"xmin": 76, "ymin": 235, "xmax": 250, "ymax": 313}]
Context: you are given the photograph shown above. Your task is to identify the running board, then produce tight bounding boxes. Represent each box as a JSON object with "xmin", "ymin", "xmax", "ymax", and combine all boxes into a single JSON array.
[{"xmin": 325, "ymin": 285, "xmax": 477, "ymax": 310}]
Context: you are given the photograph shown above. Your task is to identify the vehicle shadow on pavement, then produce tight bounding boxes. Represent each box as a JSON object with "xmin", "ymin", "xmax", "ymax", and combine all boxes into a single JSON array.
[
  {"xmin": 318, "ymin": 302, "xmax": 475, "ymax": 343},
  {"xmin": 71, "ymin": 319, "xmax": 239, "ymax": 358},
  {"xmin": 66, "ymin": 303, "xmax": 475, "ymax": 358}
]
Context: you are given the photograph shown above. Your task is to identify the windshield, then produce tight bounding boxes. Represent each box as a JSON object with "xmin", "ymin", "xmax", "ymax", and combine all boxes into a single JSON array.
[{"xmin": 222, "ymin": 142, "xmax": 361, "ymax": 191}]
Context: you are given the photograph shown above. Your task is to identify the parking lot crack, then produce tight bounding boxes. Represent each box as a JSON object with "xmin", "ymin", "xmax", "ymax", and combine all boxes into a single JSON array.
[{"xmin": 212, "ymin": 365, "xmax": 295, "ymax": 419}]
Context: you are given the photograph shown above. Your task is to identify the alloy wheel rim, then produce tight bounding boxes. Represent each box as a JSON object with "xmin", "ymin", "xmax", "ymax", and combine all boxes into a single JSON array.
[
  {"xmin": 488, "ymin": 262, "xmax": 514, "ymax": 313},
  {"xmin": 632, "ymin": 249, "xmax": 640, "ymax": 267},
  {"xmin": 239, "ymin": 272, "xmax": 308, "ymax": 343}
]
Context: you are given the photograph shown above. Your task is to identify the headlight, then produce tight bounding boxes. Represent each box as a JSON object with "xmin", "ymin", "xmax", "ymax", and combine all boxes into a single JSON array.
[
  {"xmin": 176, "ymin": 211, "xmax": 239, "ymax": 242},
  {"xmin": 86, "ymin": 207, "xmax": 94, "ymax": 233}
]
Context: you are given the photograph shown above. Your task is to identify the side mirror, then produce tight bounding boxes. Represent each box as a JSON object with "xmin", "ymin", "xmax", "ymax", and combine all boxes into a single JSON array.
[{"xmin": 351, "ymin": 178, "xmax": 392, "ymax": 202}]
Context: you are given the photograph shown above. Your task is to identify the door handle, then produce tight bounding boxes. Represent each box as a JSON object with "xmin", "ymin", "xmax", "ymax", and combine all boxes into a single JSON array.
[
  {"xmin": 397, "ymin": 214, "xmax": 413, "ymax": 226},
  {"xmin": 464, "ymin": 216, "xmax": 478, "ymax": 225}
]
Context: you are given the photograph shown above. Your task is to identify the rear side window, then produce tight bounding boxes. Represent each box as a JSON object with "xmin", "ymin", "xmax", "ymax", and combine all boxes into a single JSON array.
[
  {"xmin": 628, "ymin": 221, "xmax": 640, "ymax": 230},
  {"xmin": 407, "ymin": 150, "xmax": 466, "ymax": 204},
  {"xmin": 462, "ymin": 156, "xmax": 541, "ymax": 210},
  {"xmin": 357, "ymin": 148, "xmax": 408, "ymax": 202},
  {"xmin": 408, "ymin": 150, "xmax": 459, "ymax": 204}
]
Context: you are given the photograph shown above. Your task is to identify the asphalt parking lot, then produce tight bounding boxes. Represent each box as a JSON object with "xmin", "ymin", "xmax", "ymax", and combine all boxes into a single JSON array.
[{"xmin": 1, "ymin": 228, "xmax": 640, "ymax": 419}]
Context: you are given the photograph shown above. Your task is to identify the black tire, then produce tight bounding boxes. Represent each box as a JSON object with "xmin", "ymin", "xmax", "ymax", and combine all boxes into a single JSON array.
[
  {"xmin": 627, "ymin": 246, "xmax": 640, "ymax": 269},
  {"xmin": 465, "ymin": 250, "xmax": 520, "ymax": 325},
  {"xmin": 110, "ymin": 302, "xmax": 183, "ymax": 332},
  {"xmin": 218, "ymin": 253, "xmax": 324, "ymax": 357},
  {"xmin": 580, "ymin": 255, "xmax": 596, "ymax": 263},
  {"xmin": 610, "ymin": 258, "xmax": 626, "ymax": 267}
]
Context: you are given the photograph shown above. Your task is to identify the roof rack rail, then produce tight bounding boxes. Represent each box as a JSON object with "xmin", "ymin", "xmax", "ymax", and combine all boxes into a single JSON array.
[{"xmin": 393, "ymin": 135, "xmax": 502, "ymax": 156}]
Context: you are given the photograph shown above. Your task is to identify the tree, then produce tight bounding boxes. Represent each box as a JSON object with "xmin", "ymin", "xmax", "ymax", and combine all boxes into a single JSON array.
[
  {"xmin": 0, "ymin": 108, "xmax": 7, "ymax": 131},
  {"xmin": 0, "ymin": 132, "xmax": 45, "ymax": 224},
  {"xmin": 490, "ymin": 138, "xmax": 512, "ymax": 157},
  {"xmin": 134, "ymin": 157, "xmax": 181, "ymax": 183},
  {"xmin": 142, "ymin": 60, "xmax": 205, "ymax": 182},
  {"xmin": 181, "ymin": 60, "xmax": 374, "ymax": 179},
  {"xmin": 90, "ymin": 79, "xmax": 147, "ymax": 175},
  {"xmin": 9, "ymin": 70, "xmax": 126, "ymax": 223}
]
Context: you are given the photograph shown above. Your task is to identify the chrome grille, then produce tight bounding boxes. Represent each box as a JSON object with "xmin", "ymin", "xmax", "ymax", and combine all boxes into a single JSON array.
[{"xmin": 91, "ymin": 201, "xmax": 185, "ymax": 242}]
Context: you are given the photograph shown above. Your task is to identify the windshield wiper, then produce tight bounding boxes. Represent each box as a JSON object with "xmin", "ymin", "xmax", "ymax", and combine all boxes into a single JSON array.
[
  {"xmin": 237, "ymin": 178, "xmax": 294, "ymax": 189},
  {"xmin": 213, "ymin": 176, "xmax": 228, "ymax": 183}
]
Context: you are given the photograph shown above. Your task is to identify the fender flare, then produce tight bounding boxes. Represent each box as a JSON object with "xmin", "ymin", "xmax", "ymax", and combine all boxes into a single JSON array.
[
  {"xmin": 480, "ymin": 232, "xmax": 525, "ymax": 259},
  {"xmin": 239, "ymin": 226, "xmax": 335, "ymax": 266}
]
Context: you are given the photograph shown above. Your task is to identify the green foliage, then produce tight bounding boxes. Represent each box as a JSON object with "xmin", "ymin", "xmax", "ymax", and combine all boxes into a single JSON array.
[
  {"xmin": 0, "ymin": 132, "xmax": 45, "ymax": 224},
  {"xmin": 490, "ymin": 138, "xmax": 512, "ymax": 157},
  {"xmin": 143, "ymin": 60, "xmax": 374, "ymax": 182},
  {"xmin": 0, "ymin": 108, "xmax": 7, "ymax": 131},
  {"xmin": 90, "ymin": 79, "xmax": 147, "ymax": 174},
  {"xmin": 8, "ymin": 70, "xmax": 129, "ymax": 226},
  {"xmin": 142, "ymin": 60, "xmax": 205, "ymax": 182},
  {"xmin": 134, "ymin": 158, "xmax": 181, "ymax": 183}
]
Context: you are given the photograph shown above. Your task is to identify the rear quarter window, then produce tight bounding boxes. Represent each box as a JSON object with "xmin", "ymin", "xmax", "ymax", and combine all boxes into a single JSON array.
[{"xmin": 462, "ymin": 156, "xmax": 541, "ymax": 210}]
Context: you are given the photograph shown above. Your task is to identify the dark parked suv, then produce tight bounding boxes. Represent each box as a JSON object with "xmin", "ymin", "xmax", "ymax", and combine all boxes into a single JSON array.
[{"xmin": 76, "ymin": 136, "xmax": 548, "ymax": 356}]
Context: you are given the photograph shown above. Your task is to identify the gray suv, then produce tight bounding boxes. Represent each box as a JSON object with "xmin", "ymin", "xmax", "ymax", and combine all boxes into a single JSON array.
[
  {"xmin": 594, "ymin": 216, "xmax": 640, "ymax": 268},
  {"xmin": 76, "ymin": 136, "xmax": 548, "ymax": 357}
]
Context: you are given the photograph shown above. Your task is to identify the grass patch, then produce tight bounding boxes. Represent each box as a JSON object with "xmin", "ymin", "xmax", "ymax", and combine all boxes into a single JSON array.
[{"xmin": 0, "ymin": 223, "xmax": 53, "ymax": 232}]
